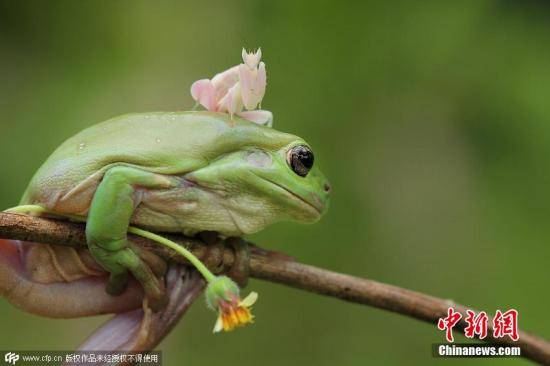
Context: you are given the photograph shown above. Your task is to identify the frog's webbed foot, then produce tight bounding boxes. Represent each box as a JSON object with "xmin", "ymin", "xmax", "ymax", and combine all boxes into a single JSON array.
[
  {"xmin": 104, "ymin": 242, "xmax": 167, "ymax": 297},
  {"xmin": 92, "ymin": 244, "xmax": 167, "ymax": 312},
  {"xmin": 198, "ymin": 232, "xmax": 250, "ymax": 288}
]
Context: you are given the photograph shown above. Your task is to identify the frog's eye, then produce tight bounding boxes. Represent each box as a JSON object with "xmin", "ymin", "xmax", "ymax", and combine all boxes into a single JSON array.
[{"xmin": 286, "ymin": 145, "xmax": 314, "ymax": 177}]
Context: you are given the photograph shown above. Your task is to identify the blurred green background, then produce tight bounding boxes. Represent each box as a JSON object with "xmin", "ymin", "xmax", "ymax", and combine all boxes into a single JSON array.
[{"xmin": 1, "ymin": 1, "xmax": 549, "ymax": 365}]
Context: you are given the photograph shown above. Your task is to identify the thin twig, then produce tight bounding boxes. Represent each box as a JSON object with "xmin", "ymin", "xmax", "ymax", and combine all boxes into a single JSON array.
[{"xmin": 0, "ymin": 212, "xmax": 548, "ymax": 365}]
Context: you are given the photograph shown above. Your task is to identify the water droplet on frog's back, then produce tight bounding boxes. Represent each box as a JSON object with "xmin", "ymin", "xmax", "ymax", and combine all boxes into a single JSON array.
[
  {"xmin": 155, "ymin": 138, "xmax": 161, "ymax": 143},
  {"xmin": 78, "ymin": 142, "xmax": 86, "ymax": 150}
]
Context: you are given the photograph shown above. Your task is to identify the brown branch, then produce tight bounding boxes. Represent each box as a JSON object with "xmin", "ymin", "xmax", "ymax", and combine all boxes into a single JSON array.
[{"xmin": 0, "ymin": 212, "xmax": 548, "ymax": 365}]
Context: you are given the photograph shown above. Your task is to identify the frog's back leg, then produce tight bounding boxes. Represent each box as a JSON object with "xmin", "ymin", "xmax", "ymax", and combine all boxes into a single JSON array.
[
  {"xmin": 0, "ymin": 239, "xmax": 143, "ymax": 317},
  {"xmin": 0, "ymin": 239, "xmax": 204, "ymax": 354}
]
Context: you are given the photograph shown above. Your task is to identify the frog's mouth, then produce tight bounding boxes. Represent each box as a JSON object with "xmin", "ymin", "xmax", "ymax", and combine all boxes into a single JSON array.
[{"xmin": 255, "ymin": 175, "xmax": 324, "ymax": 216}]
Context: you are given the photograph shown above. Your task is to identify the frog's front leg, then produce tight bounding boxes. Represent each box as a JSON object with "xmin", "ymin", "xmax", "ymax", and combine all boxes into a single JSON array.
[{"xmin": 86, "ymin": 166, "xmax": 179, "ymax": 311}]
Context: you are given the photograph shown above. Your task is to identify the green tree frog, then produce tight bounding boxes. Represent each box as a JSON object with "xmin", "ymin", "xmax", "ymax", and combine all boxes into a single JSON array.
[{"xmin": 0, "ymin": 111, "xmax": 330, "ymax": 321}]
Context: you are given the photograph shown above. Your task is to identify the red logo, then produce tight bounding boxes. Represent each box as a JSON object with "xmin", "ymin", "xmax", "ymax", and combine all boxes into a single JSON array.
[
  {"xmin": 437, "ymin": 308, "xmax": 462, "ymax": 342},
  {"xmin": 464, "ymin": 310, "xmax": 488, "ymax": 339},
  {"xmin": 437, "ymin": 307, "xmax": 519, "ymax": 342},
  {"xmin": 493, "ymin": 309, "xmax": 519, "ymax": 341}
]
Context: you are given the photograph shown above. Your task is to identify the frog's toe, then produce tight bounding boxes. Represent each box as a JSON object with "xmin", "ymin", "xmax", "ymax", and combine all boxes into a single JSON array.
[
  {"xmin": 128, "ymin": 242, "xmax": 167, "ymax": 278},
  {"xmin": 116, "ymin": 247, "xmax": 167, "ymax": 312},
  {"xmin": 226, "ymin": 237, "xmax": 250, "ymax": 288},
  {"xmin": 106, "ymin": 270, "xmax": 129, "ymax": 296}
]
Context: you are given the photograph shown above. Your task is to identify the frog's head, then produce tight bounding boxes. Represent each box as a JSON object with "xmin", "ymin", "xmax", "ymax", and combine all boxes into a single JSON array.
[{"xmin": 184, "ymin": 124, "xmax": 331, "ymax": 236}]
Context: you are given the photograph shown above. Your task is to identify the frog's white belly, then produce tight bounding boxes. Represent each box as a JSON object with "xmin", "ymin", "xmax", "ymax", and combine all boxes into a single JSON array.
[{"xmin": 131, "ymin": 182, "xmax": 276, "ymax": 237}]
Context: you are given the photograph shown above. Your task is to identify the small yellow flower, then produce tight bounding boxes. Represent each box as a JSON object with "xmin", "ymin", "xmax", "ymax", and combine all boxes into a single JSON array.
[
  {"xmin": 124, "ymin": 228, "xmax": 260, "ymax": 333},
  {"xmin": 213, "ymin": 291, "xmax": 258, "ymax": 333},
  {"xmin": 205, "ymin": 275, "xmax": 258, "ymax": 333}
]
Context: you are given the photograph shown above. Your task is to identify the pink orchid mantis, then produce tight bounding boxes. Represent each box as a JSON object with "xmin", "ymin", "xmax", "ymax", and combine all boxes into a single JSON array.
[{"xmin": 191, "ymin": 48, "xmax": 272, "ymax": 127}]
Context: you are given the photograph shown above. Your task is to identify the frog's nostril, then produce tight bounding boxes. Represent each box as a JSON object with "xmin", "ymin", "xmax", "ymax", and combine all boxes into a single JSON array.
[{"xmin": 323, "ymin": 182, "xmax": 331, "ymax": 193}]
